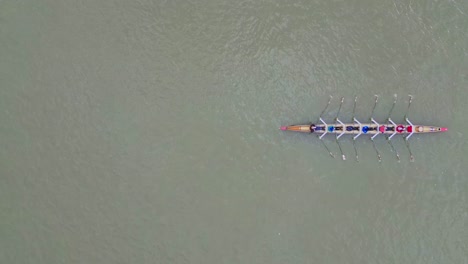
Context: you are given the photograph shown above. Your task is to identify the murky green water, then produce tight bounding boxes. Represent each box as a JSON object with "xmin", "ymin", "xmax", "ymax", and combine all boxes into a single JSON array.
[{"xmin": 1, "ymin": 0, "xmax": 467, "ymax": 263}]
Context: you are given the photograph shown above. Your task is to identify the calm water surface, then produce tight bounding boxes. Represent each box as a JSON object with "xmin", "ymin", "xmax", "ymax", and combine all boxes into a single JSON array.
[{"xmin": 1, "ymin": 0, "xmax": 467, "ymax": 263}]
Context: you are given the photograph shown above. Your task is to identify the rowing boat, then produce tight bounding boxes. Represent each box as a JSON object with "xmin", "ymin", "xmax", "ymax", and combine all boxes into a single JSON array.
[{"xmin": 280, "ymin": 95, "xmax": 448, "ymax": 162}]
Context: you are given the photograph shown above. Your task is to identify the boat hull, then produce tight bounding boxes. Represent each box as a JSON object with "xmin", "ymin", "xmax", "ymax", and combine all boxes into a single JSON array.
[{"xmin": 280, "ymin": 123, "xmax": 448, "ymax": 135}]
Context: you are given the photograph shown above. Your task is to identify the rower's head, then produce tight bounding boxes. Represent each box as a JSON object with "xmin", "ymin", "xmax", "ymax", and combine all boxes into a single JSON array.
[{"xmin": 310, "ymin": 124, "xmax": 316, "ymax": 132}]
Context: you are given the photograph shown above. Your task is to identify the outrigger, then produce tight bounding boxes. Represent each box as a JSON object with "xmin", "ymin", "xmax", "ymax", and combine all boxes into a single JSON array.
[{"xmin": 280, "ymin": 95, "xmax": 447, "ymax": 162}]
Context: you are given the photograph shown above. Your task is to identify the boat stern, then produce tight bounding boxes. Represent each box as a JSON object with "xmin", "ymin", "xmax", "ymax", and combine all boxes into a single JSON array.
[{"xmin": 280, "ymin": 125, "xmax": 312, "ymax": 133}]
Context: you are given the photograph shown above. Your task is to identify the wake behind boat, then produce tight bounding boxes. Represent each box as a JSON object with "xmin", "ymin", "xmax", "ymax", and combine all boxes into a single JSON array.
[{"xmin": 280, "ymin": 95, "xmax": 448, "ymax": 162}]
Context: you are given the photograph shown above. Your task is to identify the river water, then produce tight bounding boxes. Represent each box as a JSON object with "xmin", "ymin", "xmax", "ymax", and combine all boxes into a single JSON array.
[{"xmin": 1, "ymin": 0, "xmax": 467, "ymax": 263}]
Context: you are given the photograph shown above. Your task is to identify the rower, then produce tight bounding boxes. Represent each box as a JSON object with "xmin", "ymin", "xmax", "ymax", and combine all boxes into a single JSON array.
[{"xmin": 309, "ymin": 124, "xmax": 315, "ymax": 133}]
